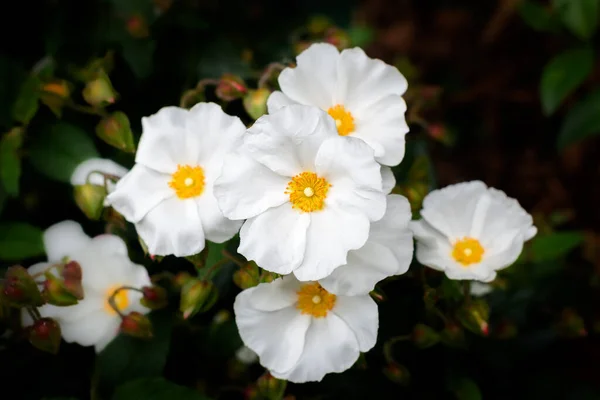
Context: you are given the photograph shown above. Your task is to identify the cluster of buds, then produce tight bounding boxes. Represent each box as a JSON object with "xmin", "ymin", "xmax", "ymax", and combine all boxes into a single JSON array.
[{"xmin": 42, "ymin": 261, "xmax": 84, "ymax": 306}]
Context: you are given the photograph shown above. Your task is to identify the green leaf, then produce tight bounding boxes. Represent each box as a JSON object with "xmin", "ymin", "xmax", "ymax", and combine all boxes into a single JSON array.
[
  {"xmin": 531, "ymin": 231, "xmax": 584, "ymax": 262},
  {"xmin": 540, "ymin": 47, "xmax": 594, "ymax": 115},
  {"xmin": 28, "ymin": 122, "xmax": 98, "ymax": 183},
  {"xmin": 0, "ymin": 222, "xmax": 45, "ymax": 261},
  {"xmin": 12, "ymin": 75, "xmax": 41, "ymax": 125},
  {"xmin": 112, "ymin": 377, "xmax": 212, "ymax": 400},
  {"xmin": 206, "ymin": 241, "xmax": 226, "ymax": 269},
  {"xmin": 557, "ymin": 88, "xmax": 600, "ymax": 149},
  {"xmin": 0, "ymin": 127, "xmax": 24, "ymax": 196},
  {"xmin": 553, "ymin": 0, "xmax": 600, "ymax": 40},
  {"xmin": 519, "ymin": 1, "xmax": 562, "ymax": 32}
]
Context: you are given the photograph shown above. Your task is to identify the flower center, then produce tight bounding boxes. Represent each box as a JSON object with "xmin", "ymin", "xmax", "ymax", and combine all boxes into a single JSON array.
[
  {"xmin": 169, "ymin": 164, "xmax": 205, "ymax": 199},
  {"xmin": 296, "ymin": 283, "xmax": 336, "ymax": 318},
  {"xmin": 104, "ymin": 285, "xmax": 130, "ymax": 315},
  {"xmin": 327, "ymin": 104, "xmax": 355, "ymax": 136},
  {"xmin": 452, "ymin": 237, "xmax": 485, "ymax": 266},
  {"xmin": 285, "ymin": 172, "xmax": 331, "ymax": 212}
]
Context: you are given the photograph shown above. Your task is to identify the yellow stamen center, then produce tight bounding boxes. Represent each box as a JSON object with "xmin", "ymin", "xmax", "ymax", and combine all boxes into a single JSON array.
[
  {"xmin": 169, "ymin": 164, "xmax": 205, "ymax": 199},
  {"xmin": 296, "ymin": 283, "xmax": 336, "ymax": 318},
  {"xmin": 327, "ymin": 104, "xmax": 355, "ymax": 136},
  {"xmin": 452, "ymin": 237, "xmax": 485, "ymax": 266},
  {"xmin": 285, "ymin": 172, "xmax": 331, "ymax": 212},
  {"xmin": 104, "ymin": 285, "xmax": 129, "ymax": 315}
]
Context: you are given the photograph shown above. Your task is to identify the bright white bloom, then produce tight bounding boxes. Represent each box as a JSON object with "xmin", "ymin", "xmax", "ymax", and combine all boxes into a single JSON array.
[
  {"xmin": 214, "ymin": 104, "xmax": 387, "ymax": 281},
  {"xmin": 267, "ymin": 42, "xmax": 409, "ymax": 167},
  {"xmin": 22, "ymin": 220, "xmax": 151, "ymax": 353},
  {"xmin": 410, "ymin": 181, "xmax": 537, "ymax": 282},
  {"xmin": 70, "ymin": 157, "xmax": 128, "ymax": 193},
  {"xmin": 106, "ymin": 103, "xmax": 245, "ymax": 257},
  {"xmin": 234, "ymin": 275, "xmax": 378, "ymax": 383},
  {"xmin": 319, "ymin": 194, "xmax": 413, "ymax": 296}
]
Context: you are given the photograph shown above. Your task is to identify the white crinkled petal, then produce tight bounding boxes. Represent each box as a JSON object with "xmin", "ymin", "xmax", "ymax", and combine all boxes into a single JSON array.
[
  {"xmin": 89, "ymin": 234, "xmax": 129, "ymax": 258},
  {"xmin": 106, "ymin": 164, "xmax": 173, "ymax": 223},
  {"xmin": 271, "ymin": 314, "xmax": 360, "ymax": 383},
  {"xmin": 238, "ymin": 203, "xmax": 310, "ymax": 275},
  {"xmin": 245, "ymin": 275, "xmax": 303, "ymax": 312},
  {"xmin": 381, "ymin": 167, "xmax": 396, "ymax": 194},
  {"xmin": 411, "ymin": 219, "xmax": 452, "ymax": 272},
  {"xmin": 60, "ymin": 309, "xmax": 116, "ymax": 347},
  {"xmin": 43, "ymin": 220, "xmax": 91, "ymax": 263},
  {"xmin": 266, "ymin": 91, "xmax": 297, "ymax": 113},
  {"xmin": 214, "ymin": 152, "xmax": 289, "ymax": 220},
  {"xmin": 70, "ymin": 158, "xmax": 129, "ymax": 191},
  {"xmin": 332, "ymin": 294, "xmax": 378, "ymax": 351},
  {"xmin": 134, "ymin": 196, "xmax": 205, "ymax": 257}
]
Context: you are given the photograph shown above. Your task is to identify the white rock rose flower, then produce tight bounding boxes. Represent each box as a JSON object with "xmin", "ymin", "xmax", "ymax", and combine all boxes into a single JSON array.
[
  {"xmin": 410, "ymin": 181, "xmax": 537, "ymax": 282},
  {"xmin": 234, "ymin": 275, "xmax": 378, "ymax": 383},
  {"xmin": 22, "ymin": 220, "xmax": 151, "ymax": 353},
  {"xmin": 106, "ymin": 102, "xmax": 245, "ymax": 257},
  {"xmin": 319, "ymin": 194, "xmax": 414, "ymax": 296},
  {"xmin": 267, "ymin": 42, "xmax": 409, "ymax": 167},
  {"xmin": 214, "ymin": 104, "xmax": 388, "ymax": 281},
  {"xmin": 70, "ymin": 157, "xmax": 129, "ymax": 193}
]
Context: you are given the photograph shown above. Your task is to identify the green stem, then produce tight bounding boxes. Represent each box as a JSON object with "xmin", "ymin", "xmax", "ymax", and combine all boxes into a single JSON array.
[
  {"xmin": 108, "ymin": 286, "xmax": 141, "ymax": 317},
  {"xmin": 222, "ymin": 249, "xmax": 246, "ymax": 268},
  {"xmin": 258, "ymin": 62, "xmax": 288, "ymax": 89}
]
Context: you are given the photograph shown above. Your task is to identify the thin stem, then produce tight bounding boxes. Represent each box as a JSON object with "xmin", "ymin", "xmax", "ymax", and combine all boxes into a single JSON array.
[
  {"xmin": 383, "ymin": 335, "xmax": 411, "ymax": 364},
  {"xmin": 221, "ymin": 249, "xmax": 246, "ymax": 268},
  {"xmin": 108, "ymin": 286, "xmax": 141, "ymax": 317},
  {"xmin": 202, "ymin": 258, "xmax": 229, "ymax": 279},
  {"xmin": 258, "ymin": 62, "xmax": 287, "ymax": 89},
  {"xmin": 65, "ymin": 101, "xmax": 108, "ymax": 117},
  {"xmin": 26, "ymin": 307, "xmax": 39, "ymax": 322}
]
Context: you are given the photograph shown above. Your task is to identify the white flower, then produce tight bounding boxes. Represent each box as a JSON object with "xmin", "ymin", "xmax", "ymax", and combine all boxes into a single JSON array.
[
  {"xmin": 234, "ymin": 275, "xmax": 378, "ymax": 383},
  {"xmin": 22, "ymin": 220, "xmax": 151, "ymax": 353},
  {"xmin": 267, "ymin": 42, "xmax": 409, "ymax": 167},
  {"xmin": 70, "ymin": 157, "xmax": 129, "ymax": 193},
  {"xmin": 410, "ymin": 181, "xmax": 537, "ymax": 282},
  {"xmin": 319, "ymin": 194, "xmax": 414, "ymax": 296},
  {"xmin": 214, "ymin": 104, "xmax": 387, "ymax": 281},
  {"xmin": 106, "ymin": 103, "xmax": 245, "ymax": 257}
]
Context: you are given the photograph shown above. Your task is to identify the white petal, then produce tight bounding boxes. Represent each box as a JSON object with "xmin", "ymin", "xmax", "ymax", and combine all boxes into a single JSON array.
[
  {"xmin": 244, "ymin": 105, "xmax": 337, "ymax": 175},
  {"xmin": 470, "ymin": 282, "xmax": 493, "ymax": 297},
  {"xmin": 245, "ymin": 275, "xmax": 303, "ymax": 312},
  {"xmin": 69, "ymin": 245, "xmax": 135, "ymax": 292},
  {"xmin": 70, "ymin": 158, "xmax": 129, "ymax": 190},
  {"xmin": 353, "ymin": 95, "xmax": 409, "ymax": 166},
  {"xmin": 272, "ymin": 314, "xmax": 360, "ymax": 383},
  {"xmin": 94, "ymin": 318, "xmax": 121, "ymax": 353},
  {"xmin": 278, "ymin": 43, "xmax": 339, "ymax": 110},
  {"xmin": 332, "ymin": 295, "xmax": 379, "ymax": 351},
  {"xmin": 411, "ymin": 219, "xmax": 452, "ymax": 272},
  {"xmin": 214, "ymin": 152, "xmax": 289, "ymax": 220},
  {"xmin": 337, "ymin": 47, "xmax": 408, "ymax": 111},
  {"xmin": 43, "ymin": 220, "xmax": 91, "ymax": 263},
  {"xmin": 106, "ymin": 164, "xmax": 173, "ymax": 223},
  {"xmin": 60, "ymin": 309, "xmax": 115, "ymax": 347},
  {"xmin": 89, "ymin": 234, "xmax": 129, "ymax": 257},
  {"xmin": 316, "ymin": 136, "xmax": 386, "ymax": 221},
  {"xmin": 238, "ymin": 203, "xmax": 310, "ymax": 275},
  {"xmin": 134, "ymin": 196, "xmax": 205, "ymax": 257},
  {"xmin": 266, "ymin": 91, "xmax": 297, "ymax": 113},
  {"xmin": 135, "ymin": 106, "xmax": 189, "ymax": 174},
  {"xmin": 381, "ymin": 167, "xmax": 396, "ymax": 194},
  {"xmin": 294, "ymin": 207, "xmax": 370, "ymax": 281},
  {"xmin": 234, "ymin": 287, "xmax": 311, "ymax": 373},
  {"xmin": 27, "ymin": 262, "xmax": 51, "ymax": 278}
]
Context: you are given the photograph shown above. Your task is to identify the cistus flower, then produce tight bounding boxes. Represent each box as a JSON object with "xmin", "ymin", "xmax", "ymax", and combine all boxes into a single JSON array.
[
  {"xmin": 214, "ymin": 104, "xmax": 388, "ymax": 281},
  {"xmin": 234, "ymin": 275, "xmax": 378, "ymax": 383},
  {"xmin": 267, "ymin": 42, "xmax": 409, "ymax": 167},
  {"xmin": 410, "ymin": 181, "xmax": 537, "ymax": 282},
  {"xmin": 22, "ymin": 220, "xmax": 151, "ymax": 353},
  {"xmin": 106, "ymin": 102, "xmax": 245, "ymax": 257},
  {"xmin": 319, "ymin": 194, "xmax": 413, "ymax": 296}
]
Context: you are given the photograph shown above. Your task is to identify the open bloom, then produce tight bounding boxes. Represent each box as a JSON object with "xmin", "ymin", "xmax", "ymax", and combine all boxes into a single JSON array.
[
  {"xmin": 319, "ymin": 194, "xmax": 413, "ymax": 296},
  {"xmin": 22, "ymin": 220, "xmax": 151, "ymax": 353},
  {"xmin": 214, "ymin": 104, "xmax": 387, "ymax": 281},
  {"xmin": 267, "ymin": 42, "xmax": 409, "ymax": 167},
  {"xmin": 234, "ymin": 275, "xmax": 378, "ymax": 383},
  {"xmin": 106, "ymin": 103, "xmax": 245, "ymax": 257},
  {"xmin": 410, "ymin": 181, "xmax": 537, "ymax": 282},
  {"xmin": 70, "ymin": 157, "xmax": 128, "ymax": 193}
]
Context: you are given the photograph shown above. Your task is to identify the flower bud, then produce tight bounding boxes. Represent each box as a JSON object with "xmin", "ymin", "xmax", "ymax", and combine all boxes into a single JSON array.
[
  {"xmin": 29, "ymin": 318, "xmax": 61, "ymax": 354},
  {"xmin": 42, "ymin": 271, "xmax": 80, "ymax": 306},
  {"xmin": 259, "ymin": 270, "xmax": 279, "ymax": 284},
  {"xmin": 382, "ymin": 363, "xmax": 410, "ymax": 386},
  {"xmin": 180, "ymin": 279, "xmax": 218, "ymax": 319},
  {"xmin": 440, "ymin": 322, "xmax": 466, "ymax": 348},
  {"xmin": 41, "ymin": 80, "xmax": 71, "ymax": 99},
  {"xmin": 126, "ymin": 14, "xmax": 149, "ymax": 38},
  {"xmin": 1, "ymin": 266, "xmax": 43, "ymax": 307},
  {"xmin": 411, "ymin": 323, "xmax": 440, "ymax": 349},
  {"xmin": 140, "ymin": 285, "xmax": 168, "ymax": 310},
  {"xmin": 173, "ymin": 271, "xmax": 193, "ymax": 289},
  {"xmin": 120, "ymin": 311, "xmax": 153, "ymax": 339},
  {"xmin": 256, "ymin": 372, "xmax": 287, "ymax": 400},
  {"xmin": 82, "ymin": 70, "xmax": 118, "ymax": 107},
  {"xmin": 233, "ymin": 262, "xmax": 260, "ymax": 290},
  {"xmin": 215, "ymin": 73, "xmax": 247, "ymax": 101},
  {"xmin": 243, "ymin": 88, "xmax": 270, "ymax": 120},
  {"xmin": 457, "ymin": 299, "xmax": 490, "ymax": 336},
  {"xmin": 96, "ymin": 111, "xmax": 136, "ymax": 153},
  {"xmin": 369, "ymin": 287, "xmax": 386, "ymax": 303},
  {"xmin": 59, "ymin": 261, "xmax": 84, "ymax": 300},
  {"xmin": 74, "ymin": 183, "xmax": 107, "ymax": 220},
  {"xmin": 324, "ymin": 27, "xmax": 351, "ymax": 50}
]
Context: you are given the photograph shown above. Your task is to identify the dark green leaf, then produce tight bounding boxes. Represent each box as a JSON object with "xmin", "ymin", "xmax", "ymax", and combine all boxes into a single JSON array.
[
  {"xmin": 531, "ymin": 231, "xmax": 584, "ymax": 262},
  {"xmin": 28, "ymin": 122, "xmax": 98, "ymax": 183},
  {"xmin": 0, "ymin": 222, "xmax": 45, "ymax": 261},
  {"xmin": 112, "ymin": 377, "xmax": 212, "ymax": 400},
  {"xmin": 12, "ymin": 75, "xmax": 41, "ymax": 125},
  {"xmin": 540, "ymin": 47, "xmax": 594, "ymax": 115},
  {"xmin": 122, "ymin": 39, "xmax": 156, "ymax": 80},
  {"xmin": 557, "ymin": 88, "xmax": 600, "ymax": 149},
  {"xmin": 519, "ymin": 1, "xmax": 562, "ymax": 32},
  {"xmin": 206, "ymin": 241, "xmax": 227, "ymax": 269},
  {"xmin": 553, "ymin": 0, "xmax": 600, "ymax": 40},
  {"xmin": 0, "ymin": 127, "xmax": 24, "ymax": 196}
]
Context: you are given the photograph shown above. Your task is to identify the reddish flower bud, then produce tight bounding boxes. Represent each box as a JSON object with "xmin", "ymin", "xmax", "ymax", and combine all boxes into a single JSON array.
[
  {"xmin": 140, "ymin": 285, "xmax": 168, "ymax": 310},
  {"xmin": 120, "ymin": 311, "xmax": 153, "ymax": 339},
  {"xmin": 457, "ymin": 299, "xmax": 490, "ymax": 337},
  {"xmin": 42, "ymin": 268, "xmax": 82, "ymax": 306},
  {"xmin": 82, "ymin": 70, "xmax": 118, "ymax": 107},
  {"xmin": 383, "ymin": 363, "xmax": 410, "ymax": 386},
  {"xmin": 411, "ymin": 323, "xmax": 440, "ymax": 349},
  {"xmin": 256, "ymin": 372, "xmax": 287, "ymax": 400},
  {"xmin": 126, "ymin": 14, "xmax": 149, "ymax": 38},
  {"xmin": 96, "ymin": 111, "xmax": 135, "ymax": 153},
  {"xmin": 215, "ymin": 73, "xmax": 247, "ymax": 101},
  {"xmin": 1, "ymin": 266, "xmax": 43, "ymax": 307},
  {"xmin": 29, "ymin": 318, "xmax": 61, "ymax": 354}
]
